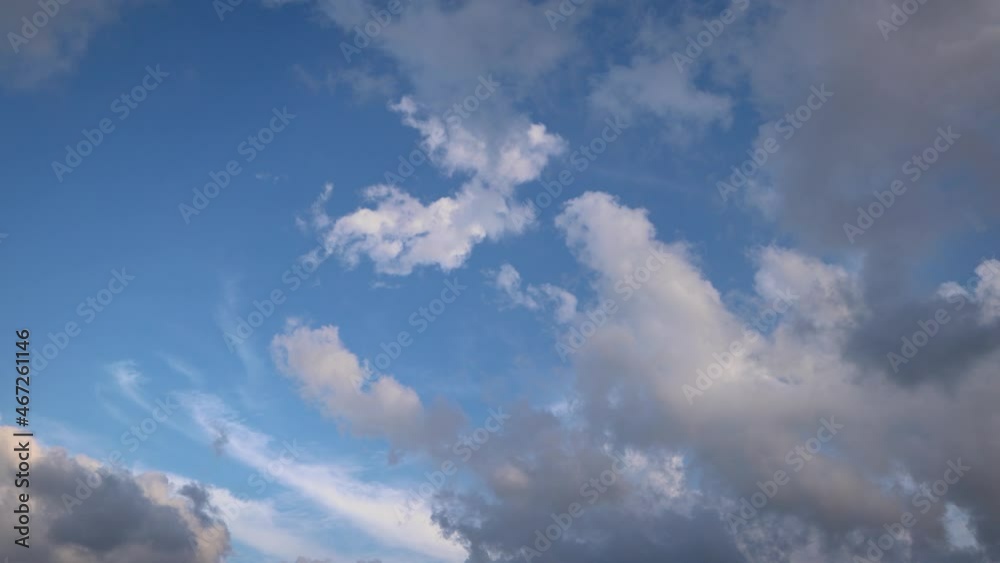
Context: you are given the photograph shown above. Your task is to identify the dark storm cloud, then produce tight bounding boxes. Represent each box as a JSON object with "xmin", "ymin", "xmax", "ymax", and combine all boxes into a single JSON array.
[{"xmin": 846, "ymin": 291, "xmax": 1000, "ymax": 386}]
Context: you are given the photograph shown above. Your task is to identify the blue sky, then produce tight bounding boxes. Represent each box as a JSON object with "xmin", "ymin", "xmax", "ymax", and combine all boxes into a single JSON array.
[{"xmin": 1, "ymin": 1, "xmax": 999, "ymax": 563}]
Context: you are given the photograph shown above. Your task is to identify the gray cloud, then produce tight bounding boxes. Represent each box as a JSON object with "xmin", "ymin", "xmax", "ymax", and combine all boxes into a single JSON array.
[
  {"xmin": 716, "ymin": 0, "xmax": 1000, "ymax": 388},
  {"xmin": 424, "ymin": 192, "xmax": 1000, "ymax": 563},
  {"xmin": 0, "ymin": 0, "xmax": 154, "ymax": 90},
  {"xmin": 0, "ymin": 430, "xmax": 230, "ymax": 563},
  {"xmin": 726, "ymin": 0, "xmax": 999, "ymax": 252}
]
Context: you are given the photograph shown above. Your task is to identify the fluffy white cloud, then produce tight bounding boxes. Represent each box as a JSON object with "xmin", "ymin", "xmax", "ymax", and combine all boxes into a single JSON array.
[
  {"xmin": 301, "ymin": 97, "xmax": 565, "ymax": 275},
  {"xmin": 937, "ymin": 260, "xmax": 1000, "ymax": 325}
]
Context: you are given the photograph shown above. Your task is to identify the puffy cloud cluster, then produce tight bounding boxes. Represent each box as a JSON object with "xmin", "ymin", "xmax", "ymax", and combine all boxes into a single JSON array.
[
  {"xmin": 270, "ymin": 191, "xmax": 1000, "ymax": 563},
  {"xmin": 269, "ymin": 3, "xmax": 1000, "ymax": 557},
  {"xmin": 427, "ymin": 192, "xmax": 1000, "ymax": 563},
  {"xmin": 147, "ymin": 1, "xmax": 1000, "ymax": 561}
]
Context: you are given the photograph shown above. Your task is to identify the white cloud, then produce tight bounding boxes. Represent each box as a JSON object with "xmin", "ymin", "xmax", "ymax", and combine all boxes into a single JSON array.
[
  {"xmin": 937, "ymin": 259, "xmax": 1000, "ymax": 325},
  {"xmin": 200, "ymin": 486, "xmax": 342, "ymax": 562},
  {"xmin": 271, "ymin": 322, "xmax": 426, "ymax": 445},
  {"xmin": 301, "ymin": 98, "xmax": 565, "ymax": 275}
]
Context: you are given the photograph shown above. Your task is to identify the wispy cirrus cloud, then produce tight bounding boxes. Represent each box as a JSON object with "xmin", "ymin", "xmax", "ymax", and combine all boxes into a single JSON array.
[{"xmin": 182, "ymin": 392, "xmax": 467, "ymax": 562}]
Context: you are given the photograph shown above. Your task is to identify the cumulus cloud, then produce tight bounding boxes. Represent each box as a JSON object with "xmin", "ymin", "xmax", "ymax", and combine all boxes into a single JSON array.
[
  {"xmin": 0, "ymin": 429, "xmax": 230, "ymax": 562},
  {"xmin": 428, "ymin": 192, "xmax": 1000, "ymax": 562},
  {"xmin": 271, "ymin": 320, "xmax": 465, "ymax": 449},
  {"xmin": 280, "ymin": 188, "xmax": 1000, "ymax": 563},
  {"xmin": 300, "ymin": 97, "xmax": 565, "ymax": 275},
  {"xmin": 269, "ymin": 0, "xmax": 583, "ymax": 277},
  {"xmin": 251, "ymin": 2, "xmax": 1000, "ymax": 562},
  {"xmin": 697, "ymin": 0, "xmax": 1000, "ymax": 399},
  {"xmin": 79, "ymin": 3, "xmax": 995, "ymax": 562}
]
